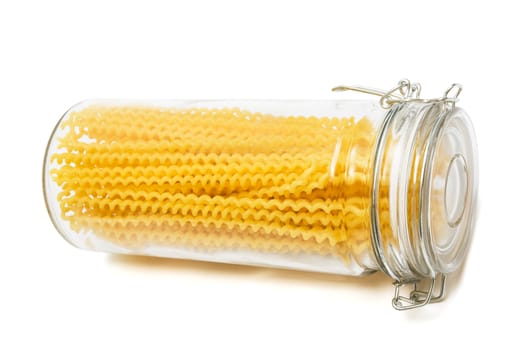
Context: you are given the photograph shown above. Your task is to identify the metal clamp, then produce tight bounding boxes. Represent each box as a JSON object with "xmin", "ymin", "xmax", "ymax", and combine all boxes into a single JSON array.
[
  {"xmin": 392, "ymin": 274, "xmax": 447, "ymax": 311},
  {"xmin": 333, "ymin": 79, "xmax": 458, "ymax": 310},
  {"xmin": 332, "ymin": 79, "xmax": 462, "ymax": 109}
]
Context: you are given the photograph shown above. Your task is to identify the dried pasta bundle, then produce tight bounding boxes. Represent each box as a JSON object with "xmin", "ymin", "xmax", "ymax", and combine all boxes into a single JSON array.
[{"xmin": 49, "ymin": 105, "xmax": 378, "ymax": 263}]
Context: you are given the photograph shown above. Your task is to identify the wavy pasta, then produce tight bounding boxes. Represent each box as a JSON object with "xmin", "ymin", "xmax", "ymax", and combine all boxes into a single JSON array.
[{"xmin": 49, "ymin": 105, "xmax": 378, "ymax": 263}]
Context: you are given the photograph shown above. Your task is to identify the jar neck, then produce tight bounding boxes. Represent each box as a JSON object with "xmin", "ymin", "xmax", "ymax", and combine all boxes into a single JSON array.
[{"xmin": 370, "ymin": 101, "xmax": 474, "ymax": 282}]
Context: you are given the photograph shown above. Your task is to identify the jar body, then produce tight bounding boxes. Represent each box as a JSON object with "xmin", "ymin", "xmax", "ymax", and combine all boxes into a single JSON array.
[{"xmin": 44, "ymin": 100, "xmax": 388, "ymax": 275}]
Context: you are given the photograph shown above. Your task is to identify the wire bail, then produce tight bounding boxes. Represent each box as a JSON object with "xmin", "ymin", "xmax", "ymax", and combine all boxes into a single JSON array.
[
  {"xmin": 392, "ymin": 274, "xmax": 447, "ymax": 311},
  {"xmin": 332, "ymin": 79, "xmax": 462, "ymax": 109}
]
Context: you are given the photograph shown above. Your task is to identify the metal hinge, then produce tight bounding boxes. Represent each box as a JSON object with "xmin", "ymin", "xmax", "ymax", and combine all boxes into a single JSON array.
[{"xmin": 391, "ymin": 273, "xmax": 447, "ymax": 310}]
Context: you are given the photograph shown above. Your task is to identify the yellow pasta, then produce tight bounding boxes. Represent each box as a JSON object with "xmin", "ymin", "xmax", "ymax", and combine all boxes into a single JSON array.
[{"xmin": 49, "ymin": 105, "xmax": 378, "ymax": 263}]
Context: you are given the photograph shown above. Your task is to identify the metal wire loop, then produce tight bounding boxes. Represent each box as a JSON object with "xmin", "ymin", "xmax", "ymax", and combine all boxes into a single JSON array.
[
  {"xmin": 392, "ymin": 274, "xmax": 447, "ymax": 311},
  {"xmin": 332, "ymin": 79, "xmax": 462, "ymax": 109}
]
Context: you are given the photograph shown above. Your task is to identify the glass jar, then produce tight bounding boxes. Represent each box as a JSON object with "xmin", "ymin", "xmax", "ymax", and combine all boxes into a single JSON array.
[{"xmin": 43, "ymin": 80, "xmax": 478, "ymax": 309}]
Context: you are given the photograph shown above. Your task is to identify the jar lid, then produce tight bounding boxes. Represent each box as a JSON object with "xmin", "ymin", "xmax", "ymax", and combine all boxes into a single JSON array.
[{"xmin": 423, "ymin": 107, "xmax": 478, "ymax": 274}]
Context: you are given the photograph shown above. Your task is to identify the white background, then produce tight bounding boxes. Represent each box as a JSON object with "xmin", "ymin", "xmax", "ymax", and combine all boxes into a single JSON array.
[{"xmin": 1, "ymin": 1, "xmax": 523, "ymax": 349}]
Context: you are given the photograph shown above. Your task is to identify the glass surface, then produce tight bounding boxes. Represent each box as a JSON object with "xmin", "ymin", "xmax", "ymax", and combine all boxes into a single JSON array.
[{"xmin": 44, "ymin": 99, "xmax": 385, "ymax": 276}]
